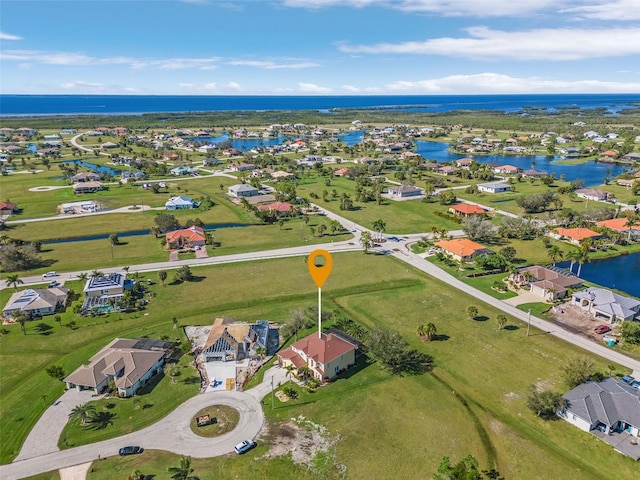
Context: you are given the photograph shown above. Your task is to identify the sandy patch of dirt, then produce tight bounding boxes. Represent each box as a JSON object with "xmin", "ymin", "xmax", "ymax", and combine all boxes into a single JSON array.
[
  {"xmin": 549, "ymin": 303, "xmax": 619, "ymax": 343},
  {"xmin": 261, "ymin": 415, "xmax": 341, "ymax": 468},
  {"xmin": 59, "ymin": 462, "xmax": 92, "ymax": 480},
  {"xmin": 275, "ymin": 391, "xmax": 290, "ymax": 402}
]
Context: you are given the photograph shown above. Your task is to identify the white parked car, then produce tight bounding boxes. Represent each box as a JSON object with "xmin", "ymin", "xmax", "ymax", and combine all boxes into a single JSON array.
[
  {"xmin": 42, "ymin": 271, "xmax": 59, "ymax": 278},
  {"xmin": 234, "ymin": 440, "xmax": 256, "ymax": 454}
]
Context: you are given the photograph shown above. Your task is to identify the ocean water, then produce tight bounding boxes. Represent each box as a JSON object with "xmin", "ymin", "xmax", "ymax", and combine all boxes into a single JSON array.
[{"xmin": 1, "ymin": 94, "xmax": 639, "ymax": 116}]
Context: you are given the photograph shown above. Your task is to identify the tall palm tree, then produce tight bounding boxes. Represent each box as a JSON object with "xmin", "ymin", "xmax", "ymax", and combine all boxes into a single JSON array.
[
  {"xmin": 68, "ymin": 403, "xmax": 96, "ymax": 426},
  {"xmin": 360, "ymin": 231, "xmax": 372, "ymax": 254},
  {"xmin": 624, "ymin": 215, "xmax": 638, "ymax": 242},
  {"xmin": 167, "ymin": 455, "xmax": 197, "ymax": 480},
  {"xmin": 547, "ymin": 245, "xmax": 562, "ymax": 266},
  {"xmin": 575, "ymin": 248, "xmax": 591, "ymax": 277},
  {"xmin": 5, "ymin": 273, "xmax": 23, "ymax": 291},
  {"xmin": 78, "ymin": 272, "xmax": 88, "ymax": 282},
  {"xmin": 284, "ymin": 364, "xmax": 296, "ymax": 380},
  {"xmin": 90, "ymin": 270, "xmax": 103, "ymax": 279},
  {"xmin": 14, "ymin": 311, "xmax": 28, "ymax": 335}
]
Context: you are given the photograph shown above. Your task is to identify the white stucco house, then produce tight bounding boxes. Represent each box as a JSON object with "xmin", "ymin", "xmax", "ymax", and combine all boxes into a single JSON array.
[
  {"xmin": 571, "ymin": 287, "xmax": 640, "ymax": 323},
  {"xmin": 165, "ymin": 196, "xmax": 199, "ymax": 210},
  {"xmin": 228, "ymin": 184, "xmax": 260, "ymax": 198}
]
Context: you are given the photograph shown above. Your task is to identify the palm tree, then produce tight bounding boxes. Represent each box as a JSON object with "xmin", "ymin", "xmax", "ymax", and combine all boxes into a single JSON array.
[
  {"xmin": 90, "ymin": 270, "xmax": 103, "ymax": 279},
  {"xmin": 466, "ymin": 305, "xmax": 479, "ymax": 321},
  {"xmin": 255, "ymin": 345, "xmax": 267, "ymax": 363},
  {"xmin": 174, "ymin": 265, "xmax": 193, "ymax": 283},
  {"xmin": 575, "ymin": 248, "xmax": 591, "ymax": 277},
  {"xmin": 78, "ymin": 272, "xmax": 88, "ymax": 283},
  {"xmin": 284, "ymin": 364, "xmax": 296, "ymax": 380},
  {"xmin": 14, "ymin": 311, "xmax": 28, "ymax": 335},
  {"xmin": 497, "ymin": 314, "xmax": 508, "ymax": 330},
  {"xmin": 624, "ymin": 215, "xmax": 638, "ymax": 242},
  {"xmin": 5, "ymin": 273, "xmax": 23, "ymax": 291},
  {"xmin": 547, "ymin": 245, "xmax": 562, "ymax": 266},
  {"xmin": 418, "ymin": 322, "xmax": 437, "ymax": 341},
  {"xmin": 167, "ymin": 455, "xmax": 197, "ymax": 480},
  {"xmin": 360, "ymin": 231, "xmax": 372, "ymax": 254},
  {"xmin": 68, "ymin": 403, "xmax": 96, "ymax": 426},
  {"xmin": 372, "ymin": 219, "xmax": 386, "ymax": 241}
]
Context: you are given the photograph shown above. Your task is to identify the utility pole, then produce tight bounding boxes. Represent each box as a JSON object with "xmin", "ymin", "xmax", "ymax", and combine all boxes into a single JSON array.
[
  {"xmin": 271, "ymin": 376, "xmax": 274, "ymax": 410},
  {"xmin": 526, "ymin": 308, "xmax": 532, "ymax": 336}
]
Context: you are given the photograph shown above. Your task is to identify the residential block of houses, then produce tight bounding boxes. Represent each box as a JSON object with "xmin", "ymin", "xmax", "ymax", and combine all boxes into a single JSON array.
[
  {"xmin": 64, "ymin": 338, "xmax": 175, "ymax": 397},
  {"xmin": 277, "ymin": 332, "xmax": 358, "ymax": 381}
]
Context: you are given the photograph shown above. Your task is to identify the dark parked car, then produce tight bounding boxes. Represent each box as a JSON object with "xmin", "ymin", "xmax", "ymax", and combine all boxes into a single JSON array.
[
  {"xmin": 234, "ymin": 440, "xmax": 256, "ymax": 454},
  {"xmin": 119, "ymin": 446, "xmax": 143, "ymax": 456},
  {"xmin": 594, "ymin": 325, "xmax": 611, "ymax": 334}
]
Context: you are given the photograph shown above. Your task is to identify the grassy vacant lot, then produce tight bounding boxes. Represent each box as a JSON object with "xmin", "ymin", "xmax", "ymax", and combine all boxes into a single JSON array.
[
  {"xmin": 2, "ymin": 253, "xmax": 638, "ymax": 479},
  {"xmin": 294, "ymin": 173, "xmax": 461, "ymax": 233}
]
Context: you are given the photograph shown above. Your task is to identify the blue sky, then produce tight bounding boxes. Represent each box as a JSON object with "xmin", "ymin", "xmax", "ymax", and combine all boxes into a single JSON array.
[{"xmin": 1, "ymin": 0, "xmax": 640, "ymax": 95}]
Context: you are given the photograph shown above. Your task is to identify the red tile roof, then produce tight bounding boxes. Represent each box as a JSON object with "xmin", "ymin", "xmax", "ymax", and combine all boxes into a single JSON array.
[
  {"xmin": 166, "ymin": 226, "xmax": 206, "ymax": 243},
  {"xmin": 596, "ymin": 217, "xmax": 640, "ymax": 232},
  {"xmin": 291, "ymin": 332, "xmax": 357, "ymax": 365},
  {"xmin": 435, "ymin": 238, "xmax": 488, "ymax": 257},
  {"xmin": 450, "ymin": 204, "xmax": 486, "ymax": 215},
  {"xmin": 555, "ymin": 227, "xmax": 601, "ymax": 241}
]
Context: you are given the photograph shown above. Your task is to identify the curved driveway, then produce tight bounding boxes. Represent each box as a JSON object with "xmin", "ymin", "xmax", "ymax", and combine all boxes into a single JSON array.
[{"xmin": 0, "ymin": 388, "xmax": 264, "ymax": 480}]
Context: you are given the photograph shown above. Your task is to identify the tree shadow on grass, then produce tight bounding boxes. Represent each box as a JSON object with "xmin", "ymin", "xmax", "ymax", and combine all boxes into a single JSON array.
[
  {"xmin": 87, "ymin": 411, "xmax": 116, "ymax": 430},
  {"xmin": 432, "ymin": 334, "xmax": 450, "ymax": 341},
  {"xmin": 504, "ymin": 325, "xmax": 520, "ymax": 331},
  {"xmin": 183, "ymin": 376, "xmax": 200, "ymax": 385},
  {"xmin": 474, "ymin": 315, "xmax": 489, "ymax": 322},
  {"xmin": 36, "ymin": 323, "xmax": 53, "ymax": 335}
]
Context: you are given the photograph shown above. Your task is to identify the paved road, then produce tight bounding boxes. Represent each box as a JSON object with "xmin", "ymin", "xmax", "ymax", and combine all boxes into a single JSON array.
[{"xmin": 0, "ymin": 367, "xmax": 277, "ymax": 480}]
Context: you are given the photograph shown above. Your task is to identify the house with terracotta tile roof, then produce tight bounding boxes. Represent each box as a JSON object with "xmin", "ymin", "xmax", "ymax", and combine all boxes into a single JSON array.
[
  {"xmin": 277, "ymin": 332, "xmax": 358, "ymax": 381},
  {"xmin": 448, "ymin": 204, "xmax": 487, "ymax": 217},
  {"xmin": 493, "ymin": 165, "xmax": 520, "ymax": 174},
  {"xmin": 552, "ymin": 227, "xmax": 604, "ymax": 245},
  {"xmin": 596, "ymin": 217, "xmax": 640, "ymax": 238},
  {"xmin": 435, "ymin": 238, "xmax": 491, "ymax": 262},
  {"xmin": 64, "ymin": 338, "xmax": 175, "ymax": 397},
  {"xmin": 0, "ymin": 201, "xmax": 17, "ymax": 214},
  {"xmin": 166, "ymin": 225, "xmax": 206, "ymax": 249},
  {"xmin": 334, "ymin": 167, "xmax": 349, "ymax": 177}
]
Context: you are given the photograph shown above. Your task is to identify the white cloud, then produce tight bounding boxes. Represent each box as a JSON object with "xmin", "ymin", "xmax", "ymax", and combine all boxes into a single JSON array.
[
  {"xmin": 282, "ymin": 0, "xmax": 578, "ymax": 17},
  {"xmin": 383, "ymin": 72, "xmax": 640, "ymax": 93},
  {"xmin": 342, "ymin": 84, "xmax": 361, "ymax": 92},
  {"xmin": 0, "ymin": 31, "xmax": 22, "ymax": 41},
  {"xmin": 0, "ymin": 49, "xmax": 221, "ymax": 70},
  {"xmin": 179, "ymin": 83, "xmax": 195, "ymax": 88},
  {"xmin": 204, "ymin": 82, "xmax": 217, "ymax": 90},
  {"xmin": 61, "ymin": 81, "xmax": 104, "ymax": 89},
  {"xmin": 226, "ymin": 60, "xmax": 320, "ymax": 69},
  {"xmin": 298, "ymin": 82, "xmax": 332, "ymax": 93},
  {"xmin": 225, "ymin": 81, "xmax": 242, "ymax": 91},
  {"xmin": 339, "ymin": 27, "xmax": 640, "ymax": 60},
  {"xmin": 560, "ymin": 0, "xmax": 640, "ymax": 20}
]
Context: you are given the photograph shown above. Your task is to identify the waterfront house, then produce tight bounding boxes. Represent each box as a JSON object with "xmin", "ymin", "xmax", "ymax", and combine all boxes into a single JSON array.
[
  {"xmin": 166, "ymin": 225, "xmax": 206, "ymax": 249},
  {"xmin": 72, "ymin": 172, "xmax": 101, "ymax": 183},
  {"xmin": 510, "ymin": 265, "xmax": 582, "ymax": 301},
  {"xmin": 277, "ymin": 332, "xmax": 357, "ymax": 382},
  {"xmin": 73, "ymin": 181, "xmax": 104, "ymax": 194},
  {"xmin": 478, "ymin": 182, "xmax": 511, "ymax": 194},
  {"xmin": 557, "ymin": 378, "xmax": 640, "ymax": 460},
  {"xmin": 435, "ymin": 238, "xmax": 491, "ymax": 262},
  {"xmin": 596, "ymin": 217, "xmax": 640, "ymax": 238},
  {"xmin": 3, "ymin": 287, "xmax": 69, "ymax": 319},
  {"xmin": 455, "ymin": 157, "xmax": 474, "ymax": 169},
  {"xmin": 493, "ymin": 165, "xmax": 520, "ymax": 175},
  {"xmin": 552, "ymin": 227, "xmax": 603, "ymax": 245},
  {"xmin": 64, "ymin": 338, "xmax": 174, "ymax": 397},
  {"xmin": 436, "ymin": 165, "xmax": 458, "ymax": 176},
  {"xmin": 165, "ymin": 196, "xmax": 198, "ymax": 210},
  {"xmin": 572, "ymin": 287, "xmax": 640, "ymax": 323},
  {"xmin": 575, "ymin": 188, "xmax": 608, "ymax": 202},
  {"xmin": 522, "ymin": 169, "xmax": 548, "ymax": 178}
]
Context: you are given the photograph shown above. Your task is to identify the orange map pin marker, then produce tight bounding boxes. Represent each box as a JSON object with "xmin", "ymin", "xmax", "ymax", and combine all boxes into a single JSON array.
[{"xmin": 307, "ymin": 249, "xmax": 333, "ymax": 288}]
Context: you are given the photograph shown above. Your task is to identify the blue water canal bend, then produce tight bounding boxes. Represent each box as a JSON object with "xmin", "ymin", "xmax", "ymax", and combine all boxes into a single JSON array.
[{"xmin": 558, "ymin": 252, "xmax": 640, "ymax": 298}]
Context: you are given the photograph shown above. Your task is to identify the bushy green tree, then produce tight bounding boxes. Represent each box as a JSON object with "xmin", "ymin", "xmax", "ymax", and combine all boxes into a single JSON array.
[{"xmin": 526, "ymin": 385, "xmax": 565, "ymax": 419}]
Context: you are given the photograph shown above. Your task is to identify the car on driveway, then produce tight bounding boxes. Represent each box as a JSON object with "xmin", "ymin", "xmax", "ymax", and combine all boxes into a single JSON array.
[
  {"xmin": 42, "ymin": 271, "xmax": 58, "ymax": 278},
  {"xmin": 234, "ymin": 440, "xmax": 256, "ymax": 454},
  {"xmin": 119, "ymin": 446, "xmax": 143, "ymax": 456},
  {"xmin": 594, "ymin": 325, "xmax": 611, "ymax": 334},
  {"xmin": 48, "ymin": 281, "xmax": 60, "ymax": 287},
  {"xmin": 621, "ymin": 375, "xmax": 635, "ymax": 385},
  {"xmin": 631, "ymin": 381, "xmax": 640, "ymax": 391}
]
